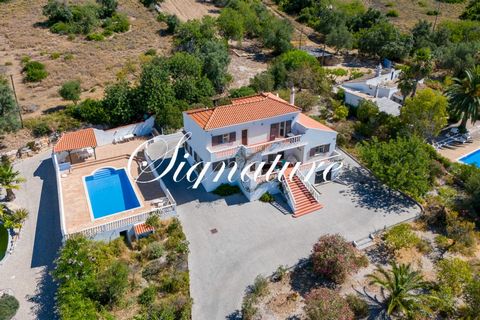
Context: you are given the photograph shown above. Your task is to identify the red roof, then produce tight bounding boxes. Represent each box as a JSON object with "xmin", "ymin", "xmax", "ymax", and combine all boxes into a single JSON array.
[
  {"xmin": 53, "ymin": 128, "xmax": 98, "ymax": 153},
  {"xmin": 134, "ymin": 223, "xmax": 155, "ymax": 235},
  {"xmin": 185, "ymin": 93, "xmax": 301, "ymax": 130},
  {"xmin": 297, "ymin": 114, "xmax": 335, "ymax": 132}
]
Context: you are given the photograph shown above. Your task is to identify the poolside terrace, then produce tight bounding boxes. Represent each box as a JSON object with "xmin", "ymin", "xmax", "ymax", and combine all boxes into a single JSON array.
[
  {"xmin": 56, "ymin": 138, "xmax": 173, "ymax": 236},
  {"xmin": 436, "ymin": 123, "xmax": 480, "ymax": 162}
]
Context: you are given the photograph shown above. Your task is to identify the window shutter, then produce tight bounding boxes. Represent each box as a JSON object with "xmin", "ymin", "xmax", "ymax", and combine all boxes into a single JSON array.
[
  {"xmin": 325, "ymin": 144, "xmax": 330, "ymax": 152},
  {"xmin": 229, "ymin": 132, "xmax": 236, "ymax": 142},
  {"xmin": 309, "ymin": 148, "xmax": 315, "ymax": 157},
  {"xmin": 286, "ymin": 120, "xmax": 292, "ymax": 135}
]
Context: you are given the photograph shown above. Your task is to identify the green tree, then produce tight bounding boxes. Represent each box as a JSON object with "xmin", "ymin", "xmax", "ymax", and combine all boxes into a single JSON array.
[
  {"xmin": 326, "ymin": 25, "xmax": 353, "ymax": 53},
  {"xmin": 0, "ymin": 160, "xmax": 25, "ymax": 201},
  {"xmin": 357, "ymin": 136, "xmax": 434, "ymax": 198},
  {"xmin": 199, "ymin": 40, "xmax": 231, "ymax": 92},
  {"xmin": 368, "ymin": 263, "xmax": 433, "ymax": 317},
  {"xmin": 103, "ymin": 80, "xmax": 138, "ymax": 126},
  {"xmin": 0, "ymin": 79, "xmax": 20, "ymax": 133},
  {"xmin": 358, "ymin": 21, "xmax": 412, "ymax": 60},
  {"xmin": 409, "ymin": 48, "xmax": 434, "ymax": 96},
  {"xmin": 217, "ymin": 8, "xmax": 245, "ymax": 41},
  {"xmin": 43, "ymin": 0, "xmax": 73, "ymax": 23},
  {"xmin": 398, "ymin": 66, "xmax": 416, "ymax": 103},
  {"xmin": 94, "ymin": 261, "xmax": 129, "ymax": 306},
  {"xmin": 59, "ymin": 80, "xmax": 81, "ymax": 105},
  {"xmin": 400, "ymin": 88, "xmax": 448, "ymax": 139},
  {"xmin": 260, "ymin": 17, "xmax": 293, "ymax": 54},
  {"xmin": 446, "ymin": 66, "xmax": 480, "ymax": 132}
]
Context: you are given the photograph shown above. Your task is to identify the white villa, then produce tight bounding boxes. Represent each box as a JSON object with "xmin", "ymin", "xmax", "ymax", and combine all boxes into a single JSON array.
[
  {"xmin": 183, "ymin": 92, "xmax": 343, "ymax": 217},
  {"xmin": 340, "ymin": 64, "xmax": 404, "ymax": 116}
]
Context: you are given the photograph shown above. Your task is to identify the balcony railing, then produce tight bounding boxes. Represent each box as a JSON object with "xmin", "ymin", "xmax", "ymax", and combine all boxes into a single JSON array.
[{"xmin": 207, "ymin": 134, "xmax": 303, "ymax": 161}]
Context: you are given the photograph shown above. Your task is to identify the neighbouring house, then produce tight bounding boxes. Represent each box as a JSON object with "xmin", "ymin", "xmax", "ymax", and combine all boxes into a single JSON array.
[
  {"xmin": 52, "ymin": 117, "xmax": 177, "ymax": 241},
  {"xmin": 300, "ymin": 46, "xmax": 341, "ymax": 66},
  {"xmin": 182, "ymin": 92, "xmax": 343, "ymax": 217},
  {"xmin": 340, "ymin": 64, "xmax": 405, "ymax": 116}
]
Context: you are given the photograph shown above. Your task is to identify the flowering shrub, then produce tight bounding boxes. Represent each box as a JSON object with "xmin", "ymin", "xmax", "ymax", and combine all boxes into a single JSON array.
[
  {"xmin": 304, "ymin": 287, "xmax": 354, "ymax": 320},
  {"xmin": 311, "ymin": 234, "xmax": 367, "ymax": 284}
]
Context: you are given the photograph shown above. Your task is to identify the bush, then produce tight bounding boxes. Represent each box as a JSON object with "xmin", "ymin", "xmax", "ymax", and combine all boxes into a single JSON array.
[
  {"xmin": 103, "ymin": 13, "xmax": 129, "ymax": 33},
  {"xmin": 144, "ymin": 242, "xmax": 164, "ymax": 260},
  {"xmin": 332, "ymin": 101, "xmax": 349, "ymax": 121},
  {"xmin": 86, "ymin": 32, "xmax": 104, "ymax": 41},
  {"xmin": 144, "ymin": 48, "xmax": 157, "ymax": 56},
  {"xmin": 59, "ymin": 80, "xmax": 81, "ymax": 104},
  {"xmin": 304, "ymin": 288, "xmax": 354, "ymax": 320},
  {"xmin": 436, "ymin": 257, "xmax": 473, "ymax": 297},
  {"xmin": 212, "ymin": 184, "xmax": 240, "ymax": 196},
  {"xmin": 24, "ymin": 111, "xmax": 81, "ymax": 136},
  {"xmin": 384, "ymin": 224, "xmax": 421, "ymax": 253},
  {"xmin": 67, "ymin": 98, "xmax": 109, "ymax": 124},
  {"xmin": 311, "ymin": 234, "xmax": 367, "ymax": 284},
  {"xmin": 386, "ymin": 9, "xmax": 399, "ymax": 17},
  {"xmin": 259, "ymin": 192, "xmax": 274, "ymax": 203},
  {"xmin": 23, "ymin": 61, "xmax": 48, "ymax": 82},
  {"xmin": 241, "ymin": 275, "xmax": 270, "ymax": 320},
  {"xmin": 229, "ymin": 86, "xmax": 256, "ymax": 98},
  {"xmin": 138, "ymin": 286, "xmax": 156, "ymax": 306},
  {"xmin": 0, "ymin": 294, "xmax": 19, "ymax": 320},
  {"xmin": 346, "ymin": 294, "xmax": 369, "ymax": 319},
  {"xmin": 445, "ymin": 211, "xmax": 477, "ymax": 254}
]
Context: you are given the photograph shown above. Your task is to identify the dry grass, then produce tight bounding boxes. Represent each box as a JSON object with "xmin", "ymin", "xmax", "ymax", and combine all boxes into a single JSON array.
[
  {"xmin": 365, "ymin": 0, "xmax": 466, "ymax": 32},
  {"xmin": 0, "ymin": 0, "xmax": 171, "ymax": 119},
  {"xmin": 158, "ymin": 0, "xmax": 220, "ymax": 21}
]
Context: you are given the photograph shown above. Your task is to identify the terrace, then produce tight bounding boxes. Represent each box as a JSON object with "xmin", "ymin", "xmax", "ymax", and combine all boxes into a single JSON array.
[{"xmin": 53, "ymin": 132, "xmax": 175, "ymax": 239}]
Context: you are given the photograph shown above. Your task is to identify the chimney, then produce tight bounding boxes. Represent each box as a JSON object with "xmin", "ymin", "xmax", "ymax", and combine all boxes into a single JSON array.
[{"xmin": 290, "ymin": 86, "xmax": 295, "ymax": 105}]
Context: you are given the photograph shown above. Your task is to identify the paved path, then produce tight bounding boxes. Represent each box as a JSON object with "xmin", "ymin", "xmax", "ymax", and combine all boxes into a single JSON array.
[
  {"xmin": 159, "ymin": 151, "xmax": 421, "ymax": 320},
  {"xmin": 0, "ymin": 152, "xmax": 61, "ymax": 320}
]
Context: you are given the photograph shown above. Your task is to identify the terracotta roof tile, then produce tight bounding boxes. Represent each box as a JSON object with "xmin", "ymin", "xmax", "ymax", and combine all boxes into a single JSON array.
[
  {"xmin": 185, "ymin": 93, "xmax": 301, "ymax": 130},
  {"xmin": 297, "ymin": 114, "xmax": 335, "ymax": 132},
  {"xmin": 53, "ymin": 128, "xmax": 98, "ymax": 153},
  {"xmin": 134, "ymin": 223, "xmax": 155, "ymax": 235}
]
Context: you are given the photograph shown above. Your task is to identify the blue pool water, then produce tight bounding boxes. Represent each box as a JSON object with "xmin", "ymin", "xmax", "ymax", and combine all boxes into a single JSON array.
[
  {"xmin": 85, "ymin": 168, "xmax": 141, "ymax": 219},
  {"xmin": 459, "ymin": 149, "xmax": 480, "ymax": 167}
]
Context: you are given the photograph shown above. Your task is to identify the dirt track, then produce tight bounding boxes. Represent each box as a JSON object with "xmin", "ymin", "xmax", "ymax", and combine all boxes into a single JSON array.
[{"xmin": 158, "ymin": 0, "xmax": 220, "ymax": 21}]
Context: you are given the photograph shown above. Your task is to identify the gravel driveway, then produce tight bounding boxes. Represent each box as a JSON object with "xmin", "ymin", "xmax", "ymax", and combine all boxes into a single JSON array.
[{"xmin": 160, "ymin": 150, "xmax": 421, "ymax": 320}]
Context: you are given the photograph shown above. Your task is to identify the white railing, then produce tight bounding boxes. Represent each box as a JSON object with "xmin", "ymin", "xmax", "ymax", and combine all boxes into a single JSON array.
[
  {"xmin": 296, "ymin": 170, "xmax": 322, "ymax": 203},
  {"xmin": 298, "ymin": 150, "xmax": 343, "ymax": 172},
  {"xmin": 281, "ymin": 176, "xmax": 296, "ymax": 212},
  {"xmin": 64, "ymin": 204, "xmax": 175, "ymax": 240},
  {"xmin": 208, "ymin": 134, "xmax": 303, "ymax": 161}
]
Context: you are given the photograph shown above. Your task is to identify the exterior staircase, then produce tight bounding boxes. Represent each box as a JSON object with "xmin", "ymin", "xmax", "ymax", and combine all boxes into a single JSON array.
[{"xmin": 283, "ymin": 168, "xmax": 323, "ymax": 218}]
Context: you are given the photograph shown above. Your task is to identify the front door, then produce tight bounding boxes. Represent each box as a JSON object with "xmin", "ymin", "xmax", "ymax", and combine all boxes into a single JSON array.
[{"xmin": 242, "ymin": 129, "xmax": 248, "ymax": 145}]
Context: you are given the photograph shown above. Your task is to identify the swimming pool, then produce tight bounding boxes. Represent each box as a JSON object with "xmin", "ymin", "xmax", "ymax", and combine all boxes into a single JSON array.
[
  {"xmin": 84, "ymin": 167, "xmax": 141, "ymax": 219},
  {"xmin": 459, "ymin": 149, "xmax": 480, "ymax": 167}
]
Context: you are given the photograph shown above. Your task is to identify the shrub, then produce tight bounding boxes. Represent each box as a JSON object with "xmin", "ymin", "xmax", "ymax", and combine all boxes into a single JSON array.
[
  {"xmin": 86, "ymin": 32, "xmax": 104, "ymax": 41},
  {"xmin": 23, "ymin": 61, "xmax": 48, "ymax": 82},
  {"xmin": 138, "ymin": 286, "xmax": 156, "ymax": 306},
  {"xmin": 29, "ymin": 121, "xmax": 52, "ymax": 137},
  {"xmin": 304, "ymin": 288, "xmax": 354, "ymax": 320},
  {"xmin": 0, "ymin": 294, "xmax": 19, "ymax": 320},
  {"xmin": 386, "ymin": 9, "xmax": 399, "ymax": 17},
  {"xmin": 144, "ymin": 242, "xmax": 164, "ymax": 260},
  {"xmin": 332, "ymin": 101, "xmax": 349, "ymax": 121},
  {"xmin": 24, "ymin": 111, "xmax": 81, "ymax": 136},
  {"xmin": 103, "ymin": 13, "xmax": 129, "ymax": 33},
  {"xmin": 434, "ymin": 235, "xmax": 451, "ymax": 252},
  {"xmin": 273, "ymin": 265, "xmax": 288, "ymax": 281},
  {"xmin": 67, "ymin": 98, "xmax": 109, "ymax": 124},
  {"xmin": 212, "ymin": 184, "xmax": 240, "ymax": 196},
  {"xmin": 384, "ymin": 224, "xmax": 420, "ymax": 253},
  {"xmin": 241, "ymin": 275, "xmax": 269, "ymax": 320},
  {"xmin": 259, "ymin": 192, "xmax": 274, "ymax": 203},
  {"xmin": 50, "ymin": 52, "xmax": 61, "ymax": 59},
  {"xmin": 59, "ymin": 80, "xmax": 81, "ymax": 104},
  {"xmin": 144, "ymin": 49, "xmax": 157, "ymax": 56},
  {"xmin": 311, "ymin": 234, "xmax": 367, "ymax": 284},
  {"xmin": 436, "ymin": 257, "xmax": 473, "ymax": 297},
  {"xmin": 229, "ymin": 86, "xmax": 256, "ymax": 98},
  {"xmin": 346, "ymin": 294, "xmax": 369, "ymax": 319},
  {"xmin": 166, "ymin": 14, "xmax": 180, "ymax": 34},
  {"xmin": 465, "ymin": 277, "xmax": 480, "ymax": 317},
  {"xmin": 446, "ymin": 211, "xmax": 477, "ymax": 254},
  {"xmin": 50, "ymin": 21, "xmax": 74, "ymax": 34}
]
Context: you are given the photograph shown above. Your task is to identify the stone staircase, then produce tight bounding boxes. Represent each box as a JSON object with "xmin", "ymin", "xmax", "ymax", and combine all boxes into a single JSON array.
[{"xmin": 283, "ymin": 169, "xmax": 323, "ymax": 218}]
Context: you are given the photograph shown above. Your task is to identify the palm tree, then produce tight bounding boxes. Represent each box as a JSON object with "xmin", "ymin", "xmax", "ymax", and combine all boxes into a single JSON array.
[
  {"xmin": 446, "ymin": 66, "xmax": 480, "ymax": 132},
  {"xmin": 367, "ymin": 262, "xmax": 434, "ymax": 317},
  {"xmin": 398, "ymin": 67, "xmax": 415, "ymax": 104},
  {"xmin": 0, "ymin": 161, "xmax": 25, "ymax": 201}
]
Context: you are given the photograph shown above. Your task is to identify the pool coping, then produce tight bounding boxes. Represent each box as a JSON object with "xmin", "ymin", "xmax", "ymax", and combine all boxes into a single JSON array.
[
  {"xmin": 456, "ymin": 146, "xmax": 480, "ymax": 164},
  {"xmin": 82, "ymin": 166, "xmax": 144, "ymax": 222}
]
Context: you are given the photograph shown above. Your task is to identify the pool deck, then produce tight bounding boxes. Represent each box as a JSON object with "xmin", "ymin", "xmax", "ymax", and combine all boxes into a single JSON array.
[
  {"xmin": 59, "ymin": 139, "xmax": 166, "ymax": 235},
  {"xmin": 437, "ymin": 123, "xmax": 480, "ymax": 162}
]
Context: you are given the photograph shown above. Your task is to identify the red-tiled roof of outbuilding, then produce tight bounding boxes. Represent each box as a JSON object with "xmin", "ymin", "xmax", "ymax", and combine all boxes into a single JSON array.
[{"xmin": 53, "ymin": 128, "xmax": 98, "ymax": 153}]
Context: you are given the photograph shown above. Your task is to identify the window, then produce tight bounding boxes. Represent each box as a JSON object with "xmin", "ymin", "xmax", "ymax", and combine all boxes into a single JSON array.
[
  {"xmin": 270, "ymin": 120, "xmax": 292, "ymax": 140},
  {"xmin": 309, "ymin": 144, "xmax": 330, "ymax": 157},
  {"xmin": 212, "ymin": 132, "xmax": 236, "ymax": 146}
]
